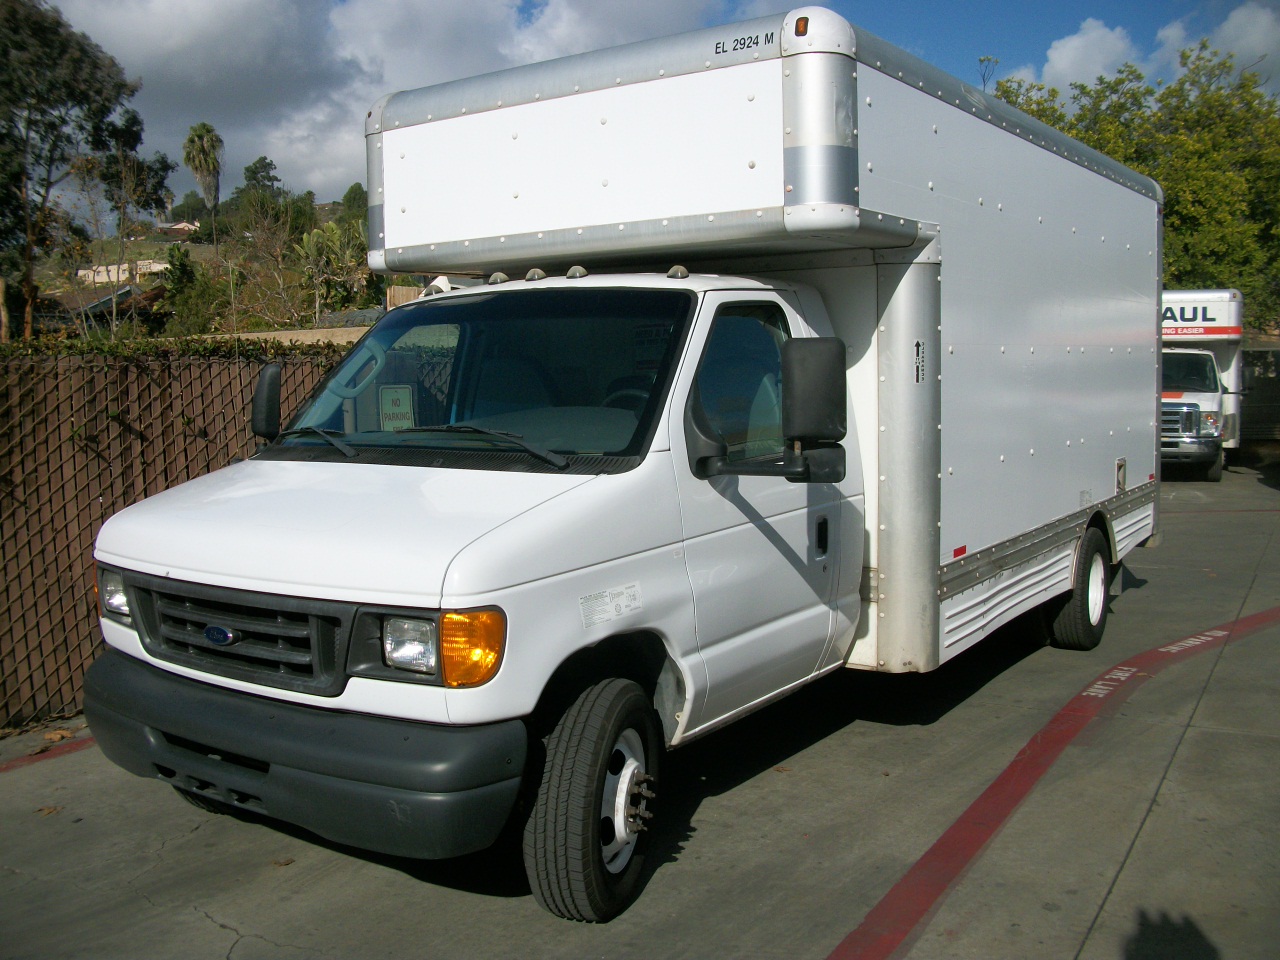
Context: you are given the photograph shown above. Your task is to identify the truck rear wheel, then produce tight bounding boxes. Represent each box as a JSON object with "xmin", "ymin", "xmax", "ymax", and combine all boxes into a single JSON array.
[
  {"xmin": 1049, "ymin": 527, "xmax": 1110, "ymax": 651},
  {"xmin": 523, "ymin": 678, "xmax": 660, "ymax": 922}
]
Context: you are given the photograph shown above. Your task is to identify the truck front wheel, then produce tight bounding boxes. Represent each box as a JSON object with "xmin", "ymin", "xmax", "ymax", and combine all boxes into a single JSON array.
[
  {"xmin": 1049, "ymin": 527, "xmax": 1110, "ymax": 651},
  {"xmin": 523, "ymin": 678, "xmax": 660, "ymax": 922},
  {"xmin": 1205, "ymin": 448, "xmax": 1224, "ymax": 482}
]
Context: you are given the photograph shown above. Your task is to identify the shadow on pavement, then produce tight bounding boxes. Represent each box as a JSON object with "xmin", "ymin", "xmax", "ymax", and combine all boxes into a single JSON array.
[
  {"xmin": 644, "ymin": 615, "xmax": 1050, "ymax": 888},
  {"xmin": 174, "ymin": 615, "xmax": 1057, "ymax": 909},
  {"xmin": 1122, "ymin": 908, "xmax": 1221, "ymax": 960}
]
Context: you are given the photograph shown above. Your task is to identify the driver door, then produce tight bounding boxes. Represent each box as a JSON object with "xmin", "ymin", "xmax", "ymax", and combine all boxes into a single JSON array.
[{"xmin": 672, "ymin": 293, "xmax": 840, "ymax": 730}]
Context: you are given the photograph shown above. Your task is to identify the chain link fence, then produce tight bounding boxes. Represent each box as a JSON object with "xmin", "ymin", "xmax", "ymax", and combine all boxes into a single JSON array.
[{"xmin": 1, "ymin": 353, "xmax": 331, "ymax": 727}]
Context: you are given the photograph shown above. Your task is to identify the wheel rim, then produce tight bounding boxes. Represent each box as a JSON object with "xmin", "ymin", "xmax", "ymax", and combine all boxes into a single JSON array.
[
  {"xmin": 599, "ymin": 727, "xmax": 649, "ymax": 875},
  {"xmin": 1086, "ymin": 552, "xmax": 1107, "ymax": 625}
]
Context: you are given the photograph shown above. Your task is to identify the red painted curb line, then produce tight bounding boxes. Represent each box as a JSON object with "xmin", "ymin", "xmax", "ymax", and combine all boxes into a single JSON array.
[
  {"xmin": 828, "ymin": 604, "xmax": 1280, "ymax": 960},
  {"xmin": 0, "ymin": 735, "xmax": 96, "ymax": 774}
]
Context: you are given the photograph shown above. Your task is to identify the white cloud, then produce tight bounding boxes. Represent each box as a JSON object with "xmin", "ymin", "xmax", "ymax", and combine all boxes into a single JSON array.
[
  {"xmin": 57, "ymin": 0, "xmax": 372, "ymax": 201},
  {"xmin": 1144, "ymin": 20, "xmax": 1190, "ymax": 83},
  {"xmin": 45, "ymin": 0, "xmax": 1280, "ymax": 206},
  {"xmin": 498, "ymin": 0, "xmax": 720, "ymax": 65},
  {"xmin": 1038, "ymin": 18, "xmax": 1139, "ymax": 93},
  {"xmin": 57, "ymin": 1, "xmax": 367, "ymax": 124},
  {"xmin": 54, "ymin": 0, "xmax": 734, "ymax": 204},
  {"xmin": 1012, "ymin": 2, "xmax": 1280, "ymax": 98},
  {"xmin": 1211, "ymin": 1, "xmax": 1280, "ymax": 90}
]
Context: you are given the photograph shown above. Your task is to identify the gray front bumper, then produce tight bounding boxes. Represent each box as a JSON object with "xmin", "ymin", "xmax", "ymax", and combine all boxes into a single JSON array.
[
  {"xmin": 84, "ymin": 649, "xmax": 527, "ymax": 860},
  {"xmin": 1160, "ymin": 436, "xmax": 1221, "ymax": 464}
]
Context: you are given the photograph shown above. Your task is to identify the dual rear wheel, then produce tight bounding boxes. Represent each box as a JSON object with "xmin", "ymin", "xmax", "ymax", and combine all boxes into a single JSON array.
[{"xmin": 1046, "ymin": 526, "xmax": 1111, "ymax": 651}]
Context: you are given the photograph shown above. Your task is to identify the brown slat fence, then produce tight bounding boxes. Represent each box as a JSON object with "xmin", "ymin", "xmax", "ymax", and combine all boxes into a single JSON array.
[{"xmin": 1, "ymin": 354, "xmax": 330, "ymax": 728}]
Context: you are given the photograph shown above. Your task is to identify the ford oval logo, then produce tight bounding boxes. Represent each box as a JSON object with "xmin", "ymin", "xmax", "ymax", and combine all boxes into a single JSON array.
[{"xmin": 204, "ymin": 625, "xmax": 240, "ymax": 646}]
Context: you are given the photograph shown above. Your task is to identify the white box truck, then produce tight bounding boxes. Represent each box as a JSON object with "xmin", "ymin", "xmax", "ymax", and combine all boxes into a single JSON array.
[
  {"xmin": 85, "ymin": 7, "xmax": 1162, "ymax": 921},
  {"xmin": 1160, "ymin": 288, "xmax": 1244, "ymax": 480}
]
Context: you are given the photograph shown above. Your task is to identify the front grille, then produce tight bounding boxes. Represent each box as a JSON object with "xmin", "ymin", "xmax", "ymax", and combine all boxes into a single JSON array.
[
  {"xmin": 127, "ymin": 573, "xmax": 355, "ymax": 696},
  {"xmin": 1161, "ymin": 403, "xmax": 1198, "ymax": 438}
]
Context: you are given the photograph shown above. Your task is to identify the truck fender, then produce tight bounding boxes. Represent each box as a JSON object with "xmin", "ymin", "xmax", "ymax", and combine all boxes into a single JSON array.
[{"xmin": 527, "ymin": 631, "xmax": 686, "ymax": 746}]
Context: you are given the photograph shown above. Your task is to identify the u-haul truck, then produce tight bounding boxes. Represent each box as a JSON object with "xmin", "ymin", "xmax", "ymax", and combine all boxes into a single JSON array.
[
  {"xmin": 1160, "ymin": 289, "xmax": 1244, "ymax": 480},
  {"xmin": 85, "ymin": 7, "xmax": 1162, "ymax": 921}
]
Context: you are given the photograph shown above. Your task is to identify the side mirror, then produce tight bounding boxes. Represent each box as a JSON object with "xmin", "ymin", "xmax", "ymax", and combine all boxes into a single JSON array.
[
  {"xmin": 782, "ymin": 338, "xmax": 847, "ymax": 443},
  {"xmin": 688, "ymin": 336, "xmax": 847, "ymax": 483},
  {"xmin": 251, "ymin": 363, "xmax": 281, "ymax": 440},
  {"xmin": 781, "ymin": 337, "xmax": 847, "ymax": 483}
]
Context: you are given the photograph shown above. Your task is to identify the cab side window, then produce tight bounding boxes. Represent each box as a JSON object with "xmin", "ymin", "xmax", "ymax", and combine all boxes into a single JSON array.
[{"xmin": 694, "ymin": 303, "xmax": 790, "ymax": 462}]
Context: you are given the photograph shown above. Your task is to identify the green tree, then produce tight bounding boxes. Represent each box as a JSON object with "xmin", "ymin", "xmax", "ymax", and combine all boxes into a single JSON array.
[
  {"xmin": 295, "ymin": 219, "xmax": 371, "ymax": 324},
  {"xmin": 294, "ymin": 223, "xmax": 332, "ymax": 326},
  {"xmin": 0, "ymin": 0, "xmax": 137, "ymax": 340},
  {"xmin": 161, "ymin": 243, "xmax": 224, "ymax": 336},
  {"xmin": 229, "ymin": 186, "xmax": 317, "ymax": 327},
  {"xmin": 240, "ymin": 155, "xmax": 282, "ymax": 199},
  {"xmin": 170, "ymin": 189, "xmax": 204, "ymax": 223},
  {"xmin": 992, "ymin": 77, "xmax": 1070, "ymax": 130},
  {"xmin": 978, "ymin": 56, "xmax": 999, "ymax": 93},
  {"xmin": 91, "ymin": 108, "xmax": 175, "ymax": 332},
  {"xmin": 0, "ymin": 97, "xmax": 21, "ymax": 340},
  {"xmin": 338, "ymin": 181, "xmax": 367, "ymax": 227},
  {"xmin": 1151, "ymin": 43, "xmax": 1280, "ymax": 313},
  {"xmin": 995, "ymin": 44, "xmax": 1280, "ymax": 328},
  {"xmin": 183, "ymin": 121, "xmax": 223, "ymax": 261}
]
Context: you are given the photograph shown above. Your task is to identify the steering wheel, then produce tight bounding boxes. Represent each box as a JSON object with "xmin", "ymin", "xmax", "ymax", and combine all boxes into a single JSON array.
[
  {"xmin": 329, "ymin": 339, "xmax": 387, "ymax": 399},
  {"xmin": 603, "ymin": 387, "xmax": 650, "ymax": 411}
]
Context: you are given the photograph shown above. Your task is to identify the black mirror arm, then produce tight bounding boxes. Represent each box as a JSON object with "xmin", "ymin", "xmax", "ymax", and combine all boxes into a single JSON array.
[{"xmin": 700, "ymin": 445, "xmax": 810, "ymax": 480}]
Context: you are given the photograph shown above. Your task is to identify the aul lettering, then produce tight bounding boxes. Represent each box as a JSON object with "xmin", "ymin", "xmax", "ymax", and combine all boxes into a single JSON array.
[{"xmin": 1161, "ymin": 305, "xmax": 1218, "ymax": 323}]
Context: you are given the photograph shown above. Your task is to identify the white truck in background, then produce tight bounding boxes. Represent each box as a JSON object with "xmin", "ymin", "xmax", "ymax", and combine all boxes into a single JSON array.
[
  {"xmin": 85, "ymin": 7, "xmax": 1162, "ymax": 921},
  {"xmin": 1160, "ymin": 289, "xmax": 1244, "ymax": 481}
]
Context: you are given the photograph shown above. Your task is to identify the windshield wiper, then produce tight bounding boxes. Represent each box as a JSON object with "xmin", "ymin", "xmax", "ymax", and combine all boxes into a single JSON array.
[
  {"xmin": 397, "ymin": 424, "xmax": 569, "ymax": 469},
  {"xmin": 275, "ymin": 426, "xmax": 357, "ymax": 457}
]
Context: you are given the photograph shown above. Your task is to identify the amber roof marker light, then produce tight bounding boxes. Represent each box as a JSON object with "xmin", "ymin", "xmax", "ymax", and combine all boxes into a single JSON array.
[{"xmin": 794, "ymin": 16, "xmax": 810, "ymax": 37}]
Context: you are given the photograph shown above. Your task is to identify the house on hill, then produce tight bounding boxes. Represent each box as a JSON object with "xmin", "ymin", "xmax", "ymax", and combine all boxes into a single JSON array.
[
  {"xmin": 76, "ymin": 260, "xmax": 167, "ymax": 285},
  {"xmin": 155, "ymin": 221, "xmax": 199, "ymax": 240}
]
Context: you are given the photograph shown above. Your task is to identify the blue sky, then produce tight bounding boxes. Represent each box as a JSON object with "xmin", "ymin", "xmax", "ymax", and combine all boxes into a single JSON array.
[
  {"xmin": 817, "ymin": 1, "xmax": 1239, "ymax": 85},
  {"xmin": 54, "ymin": 1, "xmax": 1280, "ymax": 205}
]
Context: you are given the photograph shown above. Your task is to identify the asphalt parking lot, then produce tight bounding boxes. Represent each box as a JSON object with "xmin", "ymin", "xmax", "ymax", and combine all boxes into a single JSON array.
[{"xmin": 2, "ymin": 460, "xmax": 1278, "ymax": 960}]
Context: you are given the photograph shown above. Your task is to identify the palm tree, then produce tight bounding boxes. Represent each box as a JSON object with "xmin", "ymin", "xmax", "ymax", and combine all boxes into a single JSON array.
[{"xmin": 183, "ymin": 122, "xmax": 223, "ymax": 262}]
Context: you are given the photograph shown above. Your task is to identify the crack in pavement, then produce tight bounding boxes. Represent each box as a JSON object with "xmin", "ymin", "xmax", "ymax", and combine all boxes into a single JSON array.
[{"xmin": 197, "ymin": 907, "xmax": 341, "ymax": 960}]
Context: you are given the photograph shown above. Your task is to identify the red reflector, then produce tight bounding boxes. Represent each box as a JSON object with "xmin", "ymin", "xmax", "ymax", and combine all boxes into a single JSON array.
[
  {"xmin": 795, "ymin": 16, "xmax": 809, "ymax": 37},
  {"xmin": 953, "ymin": 546, "xmax": 967, "ymax": 559}
]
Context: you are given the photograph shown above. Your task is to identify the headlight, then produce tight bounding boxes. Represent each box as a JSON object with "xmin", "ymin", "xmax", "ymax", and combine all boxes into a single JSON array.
[
  {"xmin": 1198, "ymin": 412, "xmax": 1221, "ymax": 437},
  {"xmin": 366, "ymin": 608, "xmax": 505, "ymax": 686},
  {"xmin": 97, "ymin": 568, "xmax": 131, "ymax": 621},
  {"xmin": 382, "ymin": 617, "xmax": 437, "ymax": 674}
]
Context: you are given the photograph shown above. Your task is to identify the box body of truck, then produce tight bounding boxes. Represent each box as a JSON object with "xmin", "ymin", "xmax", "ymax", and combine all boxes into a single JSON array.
[
  {"xmin": 1160, "ymin": 289, "xmax": 1243, "ymax": 479},
  {"xmin": 85, "ymin": 6, "xmax": 1161, "ymax": 921}
]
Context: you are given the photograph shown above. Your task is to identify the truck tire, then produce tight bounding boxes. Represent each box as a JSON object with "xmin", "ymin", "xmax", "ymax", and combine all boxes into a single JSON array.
[
  {"xmin": 1205, "ymin": 448, "xmax": 1224, "ymax": 482},
  {"xmin": 1049, "ymin": 527, "xmax": 1110, "ymax": 651},
  {"xmin": 523, "ymin": 678, "xmax": 660, "ymax": 922}
]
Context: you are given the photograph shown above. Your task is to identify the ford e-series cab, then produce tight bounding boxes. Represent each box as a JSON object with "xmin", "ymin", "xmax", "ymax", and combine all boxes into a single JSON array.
[
  {"xmin": 1161, "ymin": 289, "xmax": 1245, "ymax": 481},
  {"xmin": 85, "ymin": 6, "xmax": 1162, "ymax": 921}
]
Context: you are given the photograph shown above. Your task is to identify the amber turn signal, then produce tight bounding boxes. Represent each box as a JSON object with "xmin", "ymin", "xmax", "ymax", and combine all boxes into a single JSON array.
[{"xmin": 440, "ymin": 609, "xmax": 506, "ymax": 687}]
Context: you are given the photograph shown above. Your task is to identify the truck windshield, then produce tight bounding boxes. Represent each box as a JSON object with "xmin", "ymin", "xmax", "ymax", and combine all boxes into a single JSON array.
[
  {"xmin": 273, "ymin": 287, "xmax": 694, "ymax": 472},
  {"xmin": 1162, "ymin": 351, "xmax": 1221, "ymax": 393}
]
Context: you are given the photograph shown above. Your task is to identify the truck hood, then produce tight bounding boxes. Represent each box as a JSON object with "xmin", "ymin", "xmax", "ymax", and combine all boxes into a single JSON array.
[
  {"xmin": 94, "ymin": 459, "xmax": 595, "ymax": 606},
  {"xmin": 1161, "ymin": 389, "xmax": 1221, "ymax": 410}
]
